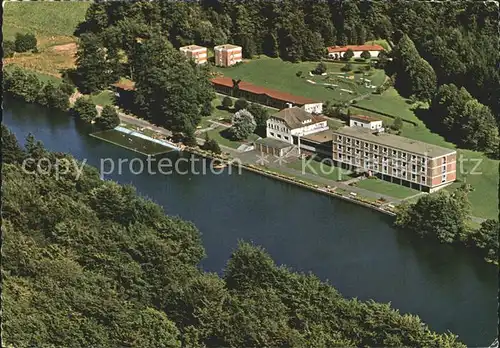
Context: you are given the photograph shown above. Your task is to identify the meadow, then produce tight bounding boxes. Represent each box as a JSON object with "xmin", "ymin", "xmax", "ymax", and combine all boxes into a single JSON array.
[
  {"xmin": 215, "ymin": 56, "xmax": 385, "ymax": 104},
  {"xmin": 3, "ymin": 1, "xmax": 89, "ymax": 76}
]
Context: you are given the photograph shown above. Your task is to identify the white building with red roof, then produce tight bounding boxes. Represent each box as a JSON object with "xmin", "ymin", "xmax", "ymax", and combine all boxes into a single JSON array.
[{"xmin": 327, "ymin": 44, "xmax": 384, "ymax": 59}]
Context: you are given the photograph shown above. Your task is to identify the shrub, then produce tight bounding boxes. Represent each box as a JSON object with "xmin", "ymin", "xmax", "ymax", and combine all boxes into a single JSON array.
[
  {"xmin": 3, "ymin": 40, "xmax": 16, "ymax": 58},
  {"xmin": 202, "ymin": 133, "xmax": 222, "ymax": 154},
  {"xmin": 343, "ymin": 49, "xmax": 354, "ymax": 60},
  {"xmin": 360, "ymin": 50, "xmax": 371, "ymax": 60},
  {"xmin": 341, "ymin": 63, "xmax": 353, "ymax": 72},
  {"xmin": 222, "ymin": 96, "xmax": 233, "ymax": 109},
  {"xmin": 313, "ymin": 62, "xmax": 327, "ymax": 75},
  {"xmin": 234, "ymin": 98, "xmax": 249, "ymax": 112},
  {"xmin": 14, "ymin": 32, "xmax": 37, "ymax": 53}
]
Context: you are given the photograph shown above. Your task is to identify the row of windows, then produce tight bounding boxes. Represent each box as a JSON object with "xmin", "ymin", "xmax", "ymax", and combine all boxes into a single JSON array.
[
  {"xmin": 338, "ymin": 156, "xmax": 429, "ymax": 184},
  {"xmin": 269, "ymin": 132, "xmax": 289, "ymax": 141},
  {"xmin": 335, "ymin": 137, "xmax": 427, "ymax": 163},
  {"xmin": 268, "ymin": 123, "xmax": 289, "ymax": 133}
]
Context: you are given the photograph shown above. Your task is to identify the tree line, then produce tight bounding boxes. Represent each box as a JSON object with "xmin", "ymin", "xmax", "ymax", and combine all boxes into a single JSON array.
[
  {"xmin": 3, "ymin": 66, "xmax": 73, "ymax": 111},
  {"xmin": 395, "ymin": 185, "xmax": 498, "ymax": 263},
  {"xmin": 386, "ymin": 34, "xmax": 499, "ymax": 157},
  {"xmin": 4, "ymin": 32, "xmax": 38, "ymax": 57},
  {"xmin": 2, "ymin": 127, "xmax": 466, "ymax": 347}
]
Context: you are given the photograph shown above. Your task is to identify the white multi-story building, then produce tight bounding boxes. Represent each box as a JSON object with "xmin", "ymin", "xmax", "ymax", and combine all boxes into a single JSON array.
[
  {"xmin": 332, "ymin": 126, "xmax": 457, "ymax": 192},
  {"xmin": 266, "ymin": 107, "xmax": 329, "ymax": 144},
  {"xmin": 349, "ymin": 115, "xmax": 383, "ymax": 130},
  {"xmin": 179, "ymin": 45, "xmax": 207, "ymax": 64}
]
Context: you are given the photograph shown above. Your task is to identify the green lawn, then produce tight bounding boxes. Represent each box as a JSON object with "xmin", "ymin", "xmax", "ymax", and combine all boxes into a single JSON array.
[
  {"xmin": 3, "ymin": 1, "xmax": 89, "ymax": 47},
  {"xmin": 355, "ymin": 178, "xmax": 420, "ymax": 199},
  {"xmin": 286, "ymin": 157, "xmax": 351, "ymax": 182},
  {"xmin": 90, "ymin": 90, "xmax": 115, "ymax": 107},
  {"xmin": 205, "ymin": 127, "xmax": 259, "ymax": 149},
  {"xmin": 215, "ymin": 56, "xmax": 385, "ymax": 103}
]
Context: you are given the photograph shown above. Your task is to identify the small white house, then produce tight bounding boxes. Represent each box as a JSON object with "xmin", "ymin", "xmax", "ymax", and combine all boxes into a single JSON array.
[
  {"xmin": 349, "ymin": 115, "xmax": 383, "ymax": 130},
  {"xmin": 327, "ymin": 44, "xmax": 384, "ymax": 59},
  {"xmin": 302, "ymin": 102, "xmax": 323, "ymax": 114},
  {"xmin": 267, "ymin": 107, "xmax": 329, "ymax": 144}
]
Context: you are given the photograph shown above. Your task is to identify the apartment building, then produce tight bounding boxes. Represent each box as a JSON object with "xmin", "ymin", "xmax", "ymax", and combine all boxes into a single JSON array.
[
  {"xmin": 214, "ymin": 44, "xmax": 242, "ymax": 67},
  {"xmin": 179, "ymin": 45, "xmax": 208, "ymax": 64},
  {"xmin": 332, "ymin": 127, "xmax": 457, "ymax": 192}
]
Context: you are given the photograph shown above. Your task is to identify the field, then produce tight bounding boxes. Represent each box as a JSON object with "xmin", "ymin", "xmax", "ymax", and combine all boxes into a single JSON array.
[
  {"xmin": 215, "ymin": 56, "xmax": 386, "ymax": 103},
  {"xmin": 3, "ymin": 1, "xmax": 89, "ymax": 76},
  {"xmin": 3, "ymin": 2, "xmax": 89, "ymax": 47}
]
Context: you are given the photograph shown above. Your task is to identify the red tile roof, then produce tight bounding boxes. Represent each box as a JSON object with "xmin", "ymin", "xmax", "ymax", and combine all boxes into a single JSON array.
[
  {"xmin": 210, "ymin": 76, "xmax": 320, "ymax": 105},
  {"xmin": 327, "ymin": 44, "xmax": 384, "ymax": 53},
  {"xmin": 350, "ymin": 114, "xmax": 380, "ymax": 122}
]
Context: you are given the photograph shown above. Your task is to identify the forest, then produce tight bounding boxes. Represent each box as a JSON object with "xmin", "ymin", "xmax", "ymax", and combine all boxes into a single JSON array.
[{"xmin": 2, "ymin": 125, "xmax": 465, "ymax": 347}]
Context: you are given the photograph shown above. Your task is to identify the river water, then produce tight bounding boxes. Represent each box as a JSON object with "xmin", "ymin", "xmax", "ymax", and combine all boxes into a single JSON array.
[{"xmin": 3, "ymin": 99, "xmax": 498, "ymax": 346}]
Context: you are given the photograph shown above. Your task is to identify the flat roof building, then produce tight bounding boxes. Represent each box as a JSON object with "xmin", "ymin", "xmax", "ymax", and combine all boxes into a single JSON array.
[
  {"xmin": 214, "ymin": 44, "xmax": 242, "ymax": 67},
  {"xmin": 180, "ymin": 45, "xmax": 208, "ymax": 64},
  {"xmin": 332, "ymin": 127, "xmax": 457, "ymax": 192}
]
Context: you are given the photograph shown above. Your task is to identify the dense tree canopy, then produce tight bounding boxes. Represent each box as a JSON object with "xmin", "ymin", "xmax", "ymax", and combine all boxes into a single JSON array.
[
  {"xmin": 132, "ymin": 35, "xmax": 214, "ymax": 134},
  {"xmin": 2, "ymin": 130, "xmax": 466, "ymax": 347},
  {"xmin": 4, "ymin": 67, "xmax": 73, "ymax": 111},
  {"xmin": 395, "ymin": 186, "xmax": 498, "ymax": 262},
  {"xmin": 230, "ymin": 109, "xmax": 256, "ymax": 140},
  {"xmin": 428, "ymin": 84, "xmax": 499, "ymax": 156}
]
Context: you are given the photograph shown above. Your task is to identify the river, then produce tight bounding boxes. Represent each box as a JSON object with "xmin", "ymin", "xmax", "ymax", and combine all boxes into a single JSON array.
[{"xmin": 4, "ymin": 98, "xmax": 498, "ymax": 346}]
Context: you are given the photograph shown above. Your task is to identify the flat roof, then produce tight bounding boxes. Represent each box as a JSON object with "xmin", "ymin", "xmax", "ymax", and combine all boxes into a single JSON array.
[
  {"xmin": 333, "ymin": 127, "xmax": 456, "ymax": 157},
  {"xmin": 302, "ymin": 130, "xmax": 333, "ymax": 143},
  {"xmin": 254, "ymin": 137, "xmax": 294, "ymax": 149}
]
